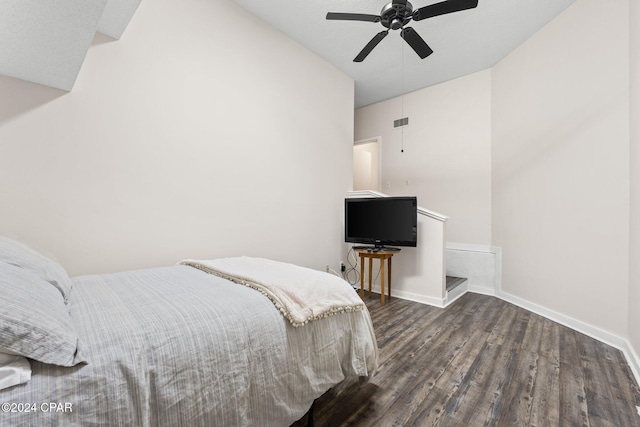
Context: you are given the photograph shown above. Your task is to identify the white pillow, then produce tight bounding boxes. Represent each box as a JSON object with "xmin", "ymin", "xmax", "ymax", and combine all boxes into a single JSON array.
[
  {"xmin": 0, "ymin": 352, "xmax": 31, "ymax": 391},
  {"xmin": 0, "ymin": 262, "xmax": 85, "ymax": 366},
  {"xmin": 0, "ymin": 236, "xmax": 73, "ymax": 300}
]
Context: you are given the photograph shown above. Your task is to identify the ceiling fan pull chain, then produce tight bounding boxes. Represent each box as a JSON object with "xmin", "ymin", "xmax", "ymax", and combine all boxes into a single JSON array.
[{"xmin": 401, "ymin": 42, "xmax": 405, "ymax": 153}]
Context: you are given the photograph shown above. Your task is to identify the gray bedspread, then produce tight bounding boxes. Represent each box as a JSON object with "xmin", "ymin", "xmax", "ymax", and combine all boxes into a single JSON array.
[{"xmin": 0, "ymin": 265, "xmax": 378, "ymax": 426}]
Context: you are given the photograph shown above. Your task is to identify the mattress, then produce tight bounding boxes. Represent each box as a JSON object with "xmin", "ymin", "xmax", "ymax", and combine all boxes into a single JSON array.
[{"xmin": 0, "ymin": 265, "xmax": 378, "ymax": 426}]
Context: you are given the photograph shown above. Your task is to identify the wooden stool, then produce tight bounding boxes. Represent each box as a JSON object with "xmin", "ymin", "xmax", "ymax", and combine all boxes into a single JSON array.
[{"xmin": 356, "ymin": 249, "xmax": 398, "ymax": 306}]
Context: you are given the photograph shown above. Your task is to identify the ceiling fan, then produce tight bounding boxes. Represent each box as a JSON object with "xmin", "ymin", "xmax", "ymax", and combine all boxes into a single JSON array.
[{"xmin": 326, "ymin": 0, "xmax": 479, "ymax": 62}]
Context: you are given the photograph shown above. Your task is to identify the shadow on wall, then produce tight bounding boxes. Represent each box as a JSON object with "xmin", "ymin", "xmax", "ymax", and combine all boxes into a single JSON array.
[
  {"xmin": 0, "ymin": 75, "xmax": 65, "ymax": 126},
  {"xmin": 91, "ymin": 32, "xmax": 116, "ymax": 47},
  {"xmin": 0, "ymin": 31, "xmax": 120, "ymax": 127}
]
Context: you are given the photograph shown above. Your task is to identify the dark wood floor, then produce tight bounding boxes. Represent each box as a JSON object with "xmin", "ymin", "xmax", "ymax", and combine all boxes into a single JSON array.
[{"xmin": 292, "ymin": 292, "xmax": 640, "ymax": 427}]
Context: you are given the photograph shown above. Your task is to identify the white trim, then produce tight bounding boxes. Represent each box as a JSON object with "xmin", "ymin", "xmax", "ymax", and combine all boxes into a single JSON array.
[
  {"xmin": 354, "ymin": 137, "xmax": 381, "ymax": 146},
  {"xmin": 392, "ymin": 288, "xmax": 446, "ymax": 307},
  {"xmin": 347, "ymin": 190, "xmax": 449, "ymax": 222},
  {"xmin": 630, "ymin": 318, "xmax": 640, "ymax": 381},
  {"xmin": 443, "ymin": 280, "xmax": 469, "ymax": 307},
  {"xmin": 467, "ymin": 284, "xmax": 497, "ymax": 297},
  {"xmin": 622, "ymin": 341, "xmax": 640, "ymax": 391},
  {"xmin": 348, "ymin": 190, "xmax": 386, "ymax": 198},
  {"xmin": 417, "ymin": 207, "xmax": 449, "ymax": 223},
  {"xmin": 365, "ymin": 284, "xmax": 446, "ymax": 307},
  {"xmin": 446, "ymin": 242, "xmax": 498, "ymax": 253}
]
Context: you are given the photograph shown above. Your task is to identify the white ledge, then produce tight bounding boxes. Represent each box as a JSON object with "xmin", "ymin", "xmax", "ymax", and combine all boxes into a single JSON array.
[{"xmin": 347, "ymin": 190, "xmax": 449, "ymax": 223}]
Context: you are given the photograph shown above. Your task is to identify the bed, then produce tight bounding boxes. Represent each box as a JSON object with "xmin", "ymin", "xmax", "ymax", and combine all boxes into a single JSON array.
[{"xmin": 0, "ymin": 237, "xmax": 378, "ymax": 426}]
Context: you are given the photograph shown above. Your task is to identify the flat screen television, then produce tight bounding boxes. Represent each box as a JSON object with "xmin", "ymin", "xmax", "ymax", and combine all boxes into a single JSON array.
[{"xmin": 345, "ymin": 197, "xmax": 417, "ymax": 249}]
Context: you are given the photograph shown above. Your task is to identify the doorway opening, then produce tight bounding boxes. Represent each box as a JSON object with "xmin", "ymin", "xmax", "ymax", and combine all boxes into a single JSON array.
[{"xmin": 353, "ymin": 137, "xmax": 381, "ymax": 192}]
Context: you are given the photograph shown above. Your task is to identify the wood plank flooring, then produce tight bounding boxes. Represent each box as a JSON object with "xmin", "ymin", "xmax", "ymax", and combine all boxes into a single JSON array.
[{"xmin": 291, "ymin": 293, "xmax": 640, "ymax": 427}]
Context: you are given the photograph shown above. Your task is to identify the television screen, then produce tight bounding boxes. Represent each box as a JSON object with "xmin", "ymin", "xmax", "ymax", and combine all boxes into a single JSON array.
[{"xmin": 345, "ymin": 197, "xmax": 417, "ymax": 248}]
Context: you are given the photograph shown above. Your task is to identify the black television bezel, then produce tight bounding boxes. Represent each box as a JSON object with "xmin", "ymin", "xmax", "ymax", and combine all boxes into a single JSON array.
[{"xmin": 344, "ymin": 196, "xmax": 418, "ymax": 249}]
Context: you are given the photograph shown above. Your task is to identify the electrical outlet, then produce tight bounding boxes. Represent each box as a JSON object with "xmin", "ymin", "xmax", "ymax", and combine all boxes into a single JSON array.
[{"xmin": 325, "ymin": 264, "xmax": 330, "ymax": 273}]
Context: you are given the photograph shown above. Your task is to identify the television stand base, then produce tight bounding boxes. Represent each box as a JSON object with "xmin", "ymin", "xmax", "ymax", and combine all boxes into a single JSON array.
[
  {"xmin": 354, "ymin": 248, "xmax": 399, "ymax": 306},
  {"xmin": 353, "ymin": 245, "xmax": 401, "ymax": 253}
]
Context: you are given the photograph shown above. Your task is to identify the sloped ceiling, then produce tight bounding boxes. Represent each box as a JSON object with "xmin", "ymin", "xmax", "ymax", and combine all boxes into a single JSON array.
[
  {"xmin": 0, "ymin": 0, "xmax": 140, "ymax": 91},
  {"xmin": 231, "ymin": 0, "xmax": 576, "ymax": 107},
  {"xmin": 0, "ymin": 0, "xmax": 575, "ymax": 103}
]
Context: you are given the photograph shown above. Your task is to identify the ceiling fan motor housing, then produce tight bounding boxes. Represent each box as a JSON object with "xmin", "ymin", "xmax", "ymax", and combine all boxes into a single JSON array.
[{"xmin": 380, "ymin": 0, "xmax": 414, "ymax": 30}]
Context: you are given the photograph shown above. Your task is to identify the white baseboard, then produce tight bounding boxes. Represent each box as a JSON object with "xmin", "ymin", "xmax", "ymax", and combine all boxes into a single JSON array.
[
  {"xmin": 467, "ymin": 284, "xmax": 498, "ymax": 296},
  {"xmin": 446, "ymin": 242, "xmax": 496, "ymax": 252},
  {"xmin": 621, "ymin": 340, "xmax": 640, "ymax": 391},
  {"xmin": 443, "ymin": 280, "xmax": 469, "ymax": 307},
  {"xmin": 365, "ymin": 285, "xmax": 446, "ymax": 308},
  {"xmin": 394, "ymin": 289, "xmax": 446, "ymax": 307}
]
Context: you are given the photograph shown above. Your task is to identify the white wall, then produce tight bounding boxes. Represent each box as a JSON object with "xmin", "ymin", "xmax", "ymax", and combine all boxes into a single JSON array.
[
  {"xmin": 629, "ymin": 0, "xmax": 640, "ymax": 359},
  {"xmin": 492, "ymin": 0, "xmax": 630, "ymax": 338},
  {"xmin": 0, "ymin": 0, "xmax": 354, "ymax": 276},
  {"xmin": 352, "ymin": 0, "xmax": 638, "ymax": 373},
  {"xmin": 355, "ymin": 70, "xmax": 492, "ymax": 246}
]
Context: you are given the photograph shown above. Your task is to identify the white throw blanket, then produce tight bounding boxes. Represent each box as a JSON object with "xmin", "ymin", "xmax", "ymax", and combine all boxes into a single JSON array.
[{"xmin": 179, "ymin": 257, "xmax": 364, "ymax": 327}]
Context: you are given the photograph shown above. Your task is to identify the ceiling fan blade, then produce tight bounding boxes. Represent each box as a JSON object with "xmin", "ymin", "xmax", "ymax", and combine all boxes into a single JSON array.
[
  {"xmin": 354, "ymin": 31, "xmax": 389, "ymax": 62},
  {"xmin": 401, "ymin": 27, "xmax": 433, "ymax": 59},
  {"xmin": 412, "ymin": 0, "xmax": 478, "ymax": 21},
  {"xmin": 326, "ymin": 12, "xmax": 381, "ymax": 23}
]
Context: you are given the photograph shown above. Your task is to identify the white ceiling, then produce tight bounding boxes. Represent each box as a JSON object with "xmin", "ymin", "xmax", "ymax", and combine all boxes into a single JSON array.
[
  {"xmin": 0, "ymin": 0, "xmax": 107, "ymax": 91},
  {"xmin": 231, "ymin": 0, "xmax": 576, "ymax": 108},
  {"xmin": 0, "ymin": 0, "xmax": 575, "ymax": 99},
  {"xmin": 0, "ymin": 0, "xmax": 140, "ymax": 91}
]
